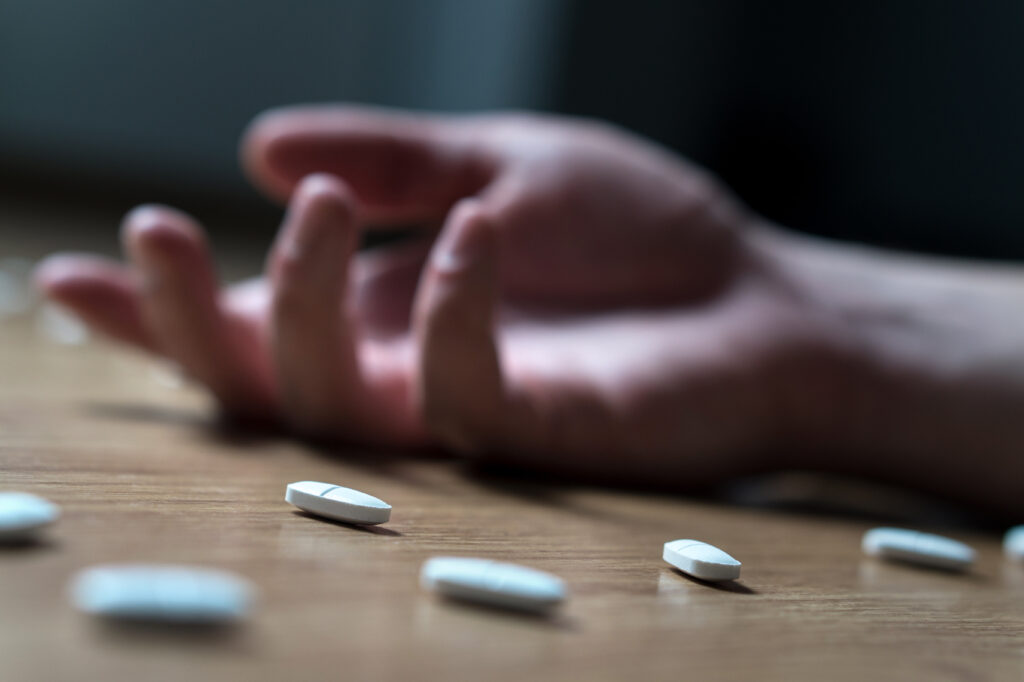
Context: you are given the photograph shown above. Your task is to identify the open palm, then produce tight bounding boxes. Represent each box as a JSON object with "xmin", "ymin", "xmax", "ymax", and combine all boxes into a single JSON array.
[{"xmin": 37, "ymin": 107, "xmax": 845, "ymax": 485}]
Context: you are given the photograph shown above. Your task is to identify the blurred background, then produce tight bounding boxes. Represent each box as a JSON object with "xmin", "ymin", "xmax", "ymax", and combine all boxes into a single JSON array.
[{"xmin": 2, "ymin": 0, "xmax": 1023, "ymax": 257}]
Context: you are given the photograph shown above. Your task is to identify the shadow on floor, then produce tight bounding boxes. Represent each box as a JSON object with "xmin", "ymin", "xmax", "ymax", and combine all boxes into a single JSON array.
[
  {"xmin": 291, "ymin": 510, "xmax": 403, "ymax": 537},
  {"xmin": 89, "ymin": 617, "xmax": 254, "ymax": 652},
  {"xmin": 81, "ymin": 401, "xmax": 1009, "ymax": 534},
  {"xmin": 666, "ymin": 567, "xmax": 757, "ymax": 595}
]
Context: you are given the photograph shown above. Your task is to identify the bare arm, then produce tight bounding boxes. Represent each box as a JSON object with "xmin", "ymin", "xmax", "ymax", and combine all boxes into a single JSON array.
[{"xmin": 756, "ymin": 224, "xmax": 1024, "ymax": 513}]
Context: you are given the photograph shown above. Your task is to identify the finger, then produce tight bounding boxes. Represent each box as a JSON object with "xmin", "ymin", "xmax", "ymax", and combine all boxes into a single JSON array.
[
  {"xmin": 33, "ymin": 254, "xmax": 157, "ymax": 351},
  {"xmin": 241, "ymin": 105, "xmax": 497, "ymax": 223},
  {"xmin": 413, "ymin": 199, "xmax": 526, "ymax": 454},
  {"xmin": 269, "ymin": 174, "xmax": 362, "ymax": 436},
  {"xmin": 123, "ymin": 205, "xmax": 270, "ymax": 414}
]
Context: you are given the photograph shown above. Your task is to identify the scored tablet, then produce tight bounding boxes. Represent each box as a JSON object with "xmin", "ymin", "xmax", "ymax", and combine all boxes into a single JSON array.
[
  {"xmin": 662, "ymin": 539, "xmax": 742, "ymax": 582},
  {"xmin": 286, "ymin": 481, "xmax": 391, "ymax": 525},
  {"xmin": 420, "ymin": 557, "xmax": 567, "ymax": 614}
]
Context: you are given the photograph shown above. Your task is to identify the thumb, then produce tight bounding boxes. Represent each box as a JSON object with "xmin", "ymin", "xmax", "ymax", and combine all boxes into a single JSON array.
[{"xmin": 241, "ymin": 105, "xmax": 497, "ymax": 224}]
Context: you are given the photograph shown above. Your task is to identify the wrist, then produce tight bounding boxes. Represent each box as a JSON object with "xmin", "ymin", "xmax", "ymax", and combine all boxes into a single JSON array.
[{"xmin": 750, "ymin": 223, "xmax": 1024, "ymax": 513}]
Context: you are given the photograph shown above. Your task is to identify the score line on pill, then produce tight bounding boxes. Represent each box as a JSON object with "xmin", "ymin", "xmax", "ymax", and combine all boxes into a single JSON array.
[
  {"xmin": 286, "ymin": 481, "xmax": 391, "ymax": 525},
  {"xmin": 663, "ymin": 539, "xmax": 742, "ymax": 582},
  {"xmin": 70, "ymin": 564, "xmax": 255, "ymax": 623},
  {"xmin": 0, "ymin": 491, "xmax": 60, "ymax": 543},
  {"xmin": 862, "ymin": 527, "xmax": 975, "ymax": 571},
  {"xmin": 420, "ymin": 557, "xmax": 567, "ymax": 614}
]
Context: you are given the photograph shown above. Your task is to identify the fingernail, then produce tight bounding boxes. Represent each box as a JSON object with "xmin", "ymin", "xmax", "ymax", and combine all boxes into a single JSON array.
[
  {"xmin": 280, "ymin": 200, "xmax": 320, "ymax": 264},
  {"xmin": 282, "ymin": 176, "xmax": 352, "ymax": 258},
  {"xmin": 433, "ymin": 210, "xmax": 490, "ymax": 274}
]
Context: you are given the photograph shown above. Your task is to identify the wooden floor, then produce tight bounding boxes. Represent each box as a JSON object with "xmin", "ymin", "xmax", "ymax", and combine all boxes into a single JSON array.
[{"xmin": 2, "ymin": 204, "xmax": 1024, "ymax": 681}]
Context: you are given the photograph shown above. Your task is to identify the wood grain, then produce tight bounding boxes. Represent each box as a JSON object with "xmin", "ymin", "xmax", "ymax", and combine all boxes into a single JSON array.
[{"xmin": 1, "ymin": 210, "xmax": 1023, "ymax": 682}]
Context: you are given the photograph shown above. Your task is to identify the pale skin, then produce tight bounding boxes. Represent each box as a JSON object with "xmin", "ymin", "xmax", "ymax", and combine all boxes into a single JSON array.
[{"xmin": 34, "ymin": 106, "xmax": 1024, "ymax": 515}]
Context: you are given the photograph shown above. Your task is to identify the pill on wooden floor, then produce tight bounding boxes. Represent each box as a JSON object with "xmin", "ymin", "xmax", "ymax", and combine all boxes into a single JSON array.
[
  {"xmin": 862, "ymin": 527, "xmax": 975, "ymax": 571},
  {"xmin": 0, "ymin": 491, "xmax": 60, "ymax": 542},
  {"xmin": 662, "ymin": 539, "xmax": 742, "ymax": 582},
  {"xmin": 1003, "ymin": 526, "xmax": 1024, "ymax": 560},
  {"xmin": 286, "ymin": 481, "xmax": 391, "ymax": 525},
  {"xmin": 420, "ymin": 557, "xmax": 567, "ymax": 614},
  {"xmin": 70, "ymin": 564, "xmax": 255, "ymax": 623}
]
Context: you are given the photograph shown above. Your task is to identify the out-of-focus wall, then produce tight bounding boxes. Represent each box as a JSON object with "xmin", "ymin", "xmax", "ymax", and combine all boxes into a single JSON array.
[
  {"xmin": 0, "ymin": 0, "xmax": 567, "ymax": 201},
  {"xmin": 3, "ymin": 1, "xmax": 1024, "ymax": 258},
  {"xmin": 556, "ymin": 1, "xmax": 1024, "ymax": 258}
]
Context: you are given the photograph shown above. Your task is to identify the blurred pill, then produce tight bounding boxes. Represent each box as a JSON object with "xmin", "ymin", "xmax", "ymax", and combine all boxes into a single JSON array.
[
  {"xmin": 420, "ymin": 557, "xmax": 567, "ymax": 614},
  {"xmin": 1004, "ymin": 526, "xmax": 1024, "ymax": 560},
  {"xmin": 0, "ymin": 492, "xmax": 60, "ymax": 542},
  {"xmin": 70, "ymin": 564, "xmax": 255, "ymax": 623},
  {"xmin": 862, "ymin": 527, "xmax": 975, "ymax": 571}
]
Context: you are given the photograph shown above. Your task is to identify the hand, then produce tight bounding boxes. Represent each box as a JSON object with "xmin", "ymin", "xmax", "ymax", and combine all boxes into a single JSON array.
[{"xmin": 35, "ymin": 107, "xmax": 861, "ymax": 486}]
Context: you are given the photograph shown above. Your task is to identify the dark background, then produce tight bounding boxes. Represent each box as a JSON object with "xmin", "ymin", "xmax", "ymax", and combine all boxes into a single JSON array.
[{"xmin": 3, "ymin": 0, "xmax": 1022, "ymax": 258}]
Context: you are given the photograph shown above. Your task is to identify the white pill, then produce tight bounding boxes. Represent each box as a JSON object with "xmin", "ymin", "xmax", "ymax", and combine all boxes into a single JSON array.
[
  {"xmin": 862, "ymin": 527, "xmax": 975, "ymax": 571},
  {"xmin": 420, "ymin": 557, "xmax": 567, "ymax": 614},
  {"xmin": 70, "ymin": 564, "xmax": 255, "ymax": 623},
  {"xmin": 1003, "ymin": 526, "xmax": 1024, "ymax": 560},
  {"xmin": 662, "ymin": 539, "xmax": 742, "ymax": 582},
  {"xmin": 0, "ymin": 492, "xmax": 60, "ymax": 542},
  {"xmin": 286, "ymin": 480, "xmax": 391, "ymax": 525}
]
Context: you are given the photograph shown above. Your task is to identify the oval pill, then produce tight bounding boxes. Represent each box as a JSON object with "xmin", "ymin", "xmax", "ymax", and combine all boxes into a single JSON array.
[
  {"xmin": 70, "ymin": 564, "xmax": 255, "ymax": 623},
  {"xmin": 1003, "ymin": 525, "xmax": 1024, "ymax": 560},
  {"xmin": 662, "ymin": 539, "xmax": 742, "ymax": 582},
  {"xmin": 420, "ymin": 557, "xmax": 567, "ymax": 614},
  {"xmin": 286, "ymin": 480, "xmax": 391, "ymax": 525},
  {"xmin": 862, "ymin": 527, "xmax": 975, "ymax": 571},
  {"xmin": 0, "ymin": 491, "xmax": 60, "ymax": 542}
]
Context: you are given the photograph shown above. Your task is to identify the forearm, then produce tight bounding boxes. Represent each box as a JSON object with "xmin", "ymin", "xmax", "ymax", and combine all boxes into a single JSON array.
[{"xmin": 755, "ymin": 223, "xmax": 1024, "ymax": 514}]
